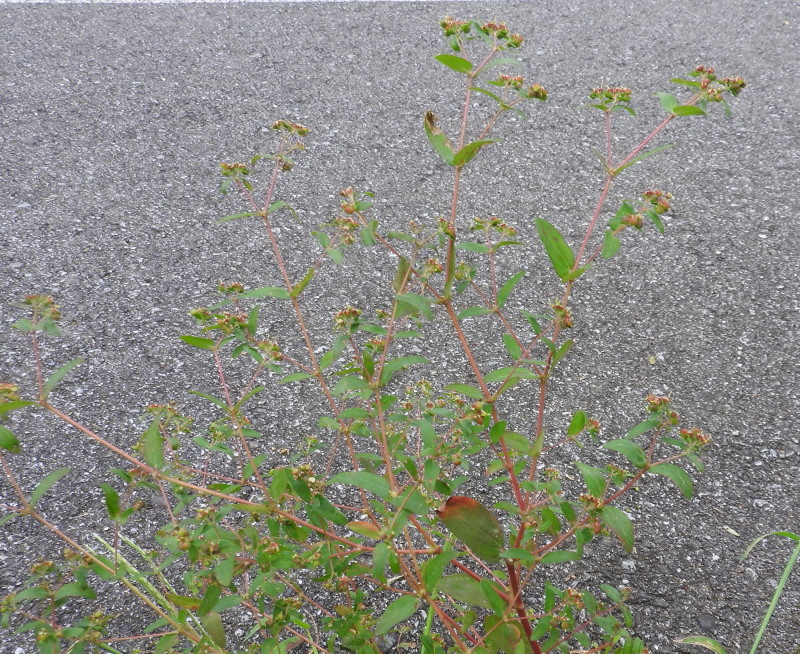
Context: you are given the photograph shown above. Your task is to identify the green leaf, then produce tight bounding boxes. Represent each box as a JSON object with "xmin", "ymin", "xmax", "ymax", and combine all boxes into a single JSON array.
[
  {"xmin": 140, "ymin": 418, "xmax": 164, "ymax": 469},
  {"xmin": 30, "ymin": 468, "xmax": 69, "ymax": 508},
  {"xmin": 444, "ymin": 383, "xmax": 485, "ymax": 400},
  {"xmin": 484, "ymin": 367, "xmax": 537, "ymax": 384},
  {"xmin": 438, "ymin": 574, "xmax": 500, "ymax": 608},
  {"xmin": 435, "ymin": 54, "xmax": 474, "ymax": 74},
  {"xmin": 214, "ymin": 556, "xmax": 235, "ymax": 586},
  {"xmin": 0, "ymin": 400, "xmax": 36, "ymax": 416},
  {"xmin": 100, "ymin": 484, "xmax": 120, "ymax": 520},
  {"xmin": 626, "ymin": 415, "xmax": 662, "ymax": 439},
  {"xmin": 552, "ymin": 340, "xmax": 573, "ymax": 365},
  {"xmin": 567, "ymin": 410, "xmax": 587, "ymax": 437},
  {"xmin": 318, "ymin": 335, "xmax": 347, "ymax": 371},
  {"xmin": 452, "ymin": 139, "xmax": 500, "ymax": 166},
  {"xmin": 497, "ymin": 270, "xmax": 526, "ymax": 309},
  {"xmin": 395, "ymin": 293, "xmax": 434, "ymax": 321},
  {"xmin": 54, "ymin": 582, "xmax": 96, "ymax": 601},
  {"xmin": 392, "ymin": 256, "xmax": 412, "ymax": 293},
  {"xmin": 502, "ymin": 334, "xmax": 522, "ymax": 361},
  {"xmin": 180, "ymin": 335, "xmax": 216, "ymax": 350},
  {"xmin": 154, "ymin": 633, "xmax": 180, "ymax": 654},
  {"xmin": 612, "ymin": 143, "xmax": 674, "ymax": 176},
  {"xmin": 480, "ymin": 579, "xmax": 507, "ymax": 615},
  {"xmin": 645, "ymin": 209, "xmax": 665, "ymax": 234},
  {"xmin": 600, "ymin": 505, "xmax": 634, "ymax": 552},
  {"xmin": 675, "ymin": 636, "xmax": 727, "ymax": 654},
  {"xmin": 240, "ymin": 286, "xmax": 291, "ymax": 300},
  {"xmin": 602, "ymin": 230, "xmax": 621, "ymax": 258},
  {"xmin": 279, "ymin": 372, "xmax": 312, "ymax": 385},
  {"xmin": 218, "ymin": 211, "xmax": 260, "ymax": 223},
  {"xmin": 199, "ymin": 584, "xmax": 222, "ymax": 616},
  {"xmin": 290, "ymin": 268, "xmax": 315, "ymax": 298},
  {"xmin": 0, "ymin": 426, "xmax": 21, "ymax": 453},
  {"xmin": 603, "ymin": 439, "xmax": 647, "ymax": 468},
  {"xmin": 41, "ymin": 358, "xmax": 84, "ymax": 398},
  {"xmin": 380, "ymin": 355, "xmax": 430, "ymax": 384},
  {"xmin": 422, "ymin": 550, "xmax": 455, "ymax": 593},
  {"xmin": 574, "ymin": 462, "xmax": 606, "ymax": 498},
  {"xmin": 484, "ymin": 615, "xmax": 522, "ymax": 654},
  {"xmin": 657, "ymin": 92, "xmax": 679, "ymax": 114},
  {"xmin": 375, "ymin": 595, "xmax": 419, "ymax": 635},
  {"xmin": 456, "ymin": 242, "xmax": 491, "ymax": 253},
  {"xmin": 457, "ymin": 306, "xmax": 494, "ymax": 320},
  {"xmin": 673, "ymin": 105, "xmax": 707, "ymax": 116},
  {"xmin": 200, "ymin": 611, "xmax": 227, "ymax": 649},
  {"xmin": 535, "ymin": 218, "xmax": 575, "ymax": 281},
  {"xmin": 329, "ymin": 471, "xmax": 390, "ymax": 500},
  {"xmin": 437, "ymin": 496, "xmax": 504, "ymax": 563},
  {"xmin": 649, "ymin": 463, "xmax": 693, "ymax": 498},
  {"xmin": 423, "ymin": 111, "xmax": 455, "ymax": 165}
]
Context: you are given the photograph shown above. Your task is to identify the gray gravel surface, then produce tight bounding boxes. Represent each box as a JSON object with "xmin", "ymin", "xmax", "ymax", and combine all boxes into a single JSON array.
[{"xmin": 1, "ymin": 1, "xmax": 799, "ymax": 652}]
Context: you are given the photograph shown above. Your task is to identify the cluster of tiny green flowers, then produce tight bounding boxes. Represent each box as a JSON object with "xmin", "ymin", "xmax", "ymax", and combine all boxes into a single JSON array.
[
  {"xmin": 589, "ymin": 86, "xmax": 633, "ymax": 104},
  {"xmin": 256, "ymin": 339, "xmax": 282, "ymax": 361},
  {"xmin": 22, "ymin": 295, "xmax": 61, "ymax": 320},
  {"xmin": 551, "ymin": 302, "xmax": 573, "ymax": 329},
  {"xmin": 333, "ymin": 306, "xmax": 362, "ymax": 332},
  {"xmin": 440, "ymin": 16, "xmax": 523, "ymax": 51},
  {"xmin": 691, "ymin": 66, "xmax": 746, "ymax": 102},
  {"xmin": 642, "ymin": 189, "xmax": 672, "ymax": 214},
  {"xmin": 272, "ymin": 120, "xmax": 309, "ymax": 136},
  {"xmin": 145, "ymin": 402, "xmax": 193, "ymax": 435},
  {"xmin": 339, "ymin": 186, "xmax": 357, "ymax": 214},
  {"xmin": 421, "ymin": 257, "xmax": 444, "ymax": 277},
  {"xmin": 646, "ymin": 394, "xmax": 680, "ymax": 427},
  {"xmin": 0, "ymin": 383, "xmax": 20, "ymax": 403},
  {"xmin": 492, "ymin": 76, "xmax": 549, "ymax": 101},
  {"xmin": 329, "ymin": 215, "xmax": 361, "ymax": 245},
  {"xmin": 219, "ymin": 161, "xmax": 250, "ymax": 177},
  {"xmin": 217, "ymin": 281, "xmax": 246, "ymax": 295},
  {"xmin": 471, "ymin": 216, "xmax": 518, "ymax": 238},
  {"xmin": 680, "ymin": 427, "xmax": 712, "ymax": 447}
]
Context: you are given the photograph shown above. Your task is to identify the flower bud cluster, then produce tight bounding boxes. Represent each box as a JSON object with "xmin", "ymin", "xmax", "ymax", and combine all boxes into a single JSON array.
[
  {"xmin": 23, "ymin": 295, "xmax": 61, "ymax": 322},
  {"xmin": 642, "ymin": 189, "xmax": 672, "ymax": 214},
  {"xmin": 257, "ymin": 340, "xmax": 283, "ymax": 361},
  {"xmin": 439, "ymin": 16, "xmax": 471, "ymax": 37},
  {"xmin": 589, "ymin": 86, "xmax": 633, "ymax": 103},
  {"xmin": 216, "ymin": 281, "xmax": 245, "ymax": 295},
  {"xmin": 0, "ymin": 383, "xmax": 20, "ymax": 403},
  {"xmin": 272, "ymin": 120, "xmax": 309, "ymax": 136},
  {"xmin": 552, "ymin": 303, "xmax": 573, "ymax": 329},
  {"xmin": 333, "ymin": 306, "xmax": 362, "ymax": 332},
  {"xmin": 145, "ymin": 402, "xmax": 193, "ymax": 435},
  {"xmin": 493, "ymin": 76, "xmax": 548, "ymax": 101},
  {"xmin": 471, "ymin": 216, "xmax": 517, "ymax": 237},
  {"xmin": 330, "ymin": 215, "xmax": 361, "ymax": 245},
  {"xmin": 690, "ymin": 66, "xmax": 746, "ymax": 102},
  {"xmin": 680, "ymin": 427, "xmax": 711, "ymax": 447},
  {"xmin": 421, "ymin": 258, "xmax": 444, "ymax": 277},
  {"xmin": 219, "ymin": 161, "xmax": 249, "ymax": 177}
]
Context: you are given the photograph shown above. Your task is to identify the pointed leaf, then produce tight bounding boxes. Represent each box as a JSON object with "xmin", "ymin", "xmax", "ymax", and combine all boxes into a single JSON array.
[
  {"xmin": 574, "ymin": 462, "xmax": 606, "ymax": 498},
  {"xmin": 444, "ymin": 383, "xmax": 485, "ymax": 400},
  {"xmin": 392, "ymin": 256, "xmax": 412, "ymax": 293},
  {"xmin": 241, "ymin": 286, "xmax": 291, "ymax": 300},
  {"xmin": 497, "ymin": 270, "xmax": 526, "ymax": 309},
  {"xmin": 423, "ymin": 111, "xmax": 455, "ymax": 165},
  {"xmin": 199, "ymin": 611, "xmax": 227, "ymax": 649},
  {"xmin": 375, "ymin": 595, "xmax": 419, "ymax": 636},
  {"xmin": 673, "ymin": 105, "xmax": 707, "ymax": 116},
  {"xmin": 603, "ymin": 439, "xmax": 647, "ymax": 468},
  {"xmin": 290, "ymin": 268, "xmax": 315, "ymax": 298},
  {"xmin": 0, "ymin": 426, "xmax": 21, "ymax": 453},
  {"xmin": 42, "ymin": 358, "xmax": 84, "ymax": 397},
  {"xmin": 329, "ymin": 471, "xmax": 390, "ymax": 500},
  {"xmin": 502, "ymin": 334, "xmax": 522, "ymax": 361},
  {"xmin": 438, "ymin": 574, "xmax": 502, "ymax": 608},
  {"xmin": 396, "ymin": 293, "xmax": 434, "ymax": 320},
  {"xmin": 422, "ymin": 550, "xmax": 455, "ymax": 594},
  {"xmin": 649, "ymin": 463, "xmax": 693, "ymax": 498},
  {"xmin": 540, "ymin": 550, "xmax": 581, "ymax": 564},
  {"xmin": 180, "ymin": 335, "xmax": 216, "ymax": 350},
  {"xmin": 613, "ymin": 144, "xmax": 674, "ymax": 175},
  {"xmin": 29, "ymin": 468, "xmax": 70, "ymax": 508},
  {"xmin": 457, "ymin": 306, "xmax": 494, "ymax": 320},
  {"xmin": 675, "ymin": 636, "xmax": 728, "ymax": 654},
  {"xmin": 567, "ymin": 410, "xmax": 587, "ymax": 437},
  {"xmin": 437, "ymin": 496, "xmax": 504, "ymax": 563},
  {"xmin": 657, "ymin": 92, "xmax": 679, "ymax": 114},
  {"xmin": 218, "ymin": 211, "xmax": 260, "ymax": 223},
  {"xmin": 140, "ymin": 418, "xmax": 164, "ymax": 469},
  {"xmin": 535, "ymin": 218, "xmax": 575, "ymax": 281},
  {"xmin": 600, "ymin": 505, "xmax": 634, "ymax": 552},
  {"xmin": 435, "ymin": 54, "xmax": 474, "ymax": 74},
  {"xmin": 380, "ymin": 355, "xmax": 430, "ymax": 384},
  {"xmin": 100, "ymin": 483, "xmax": 121, "ymax": 520},
  {"xmin": 602, "ymin": 230, "xmax": 621, "ymax": 258},
  {"xmin": 452, "ymin": 139, "xmax": 500, "ymax": 166}
]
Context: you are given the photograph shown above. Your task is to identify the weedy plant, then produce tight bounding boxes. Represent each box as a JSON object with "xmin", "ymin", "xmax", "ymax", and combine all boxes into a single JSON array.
[{"xmin": 1, "ymin": 17, "xmax": 750, "ymax": 654}]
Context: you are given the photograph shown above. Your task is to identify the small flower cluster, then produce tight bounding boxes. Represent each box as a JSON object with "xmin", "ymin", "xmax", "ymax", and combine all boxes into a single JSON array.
[
  {"xmin": 690, "ymin": 66, "xmax": 746, "ymax": 102},
  {"xmin": 420, "ymin": 258, "xmax": 444, "ymax": 277},
  {"xmin": 272, "ymin": 120, "xmax": 309, "ymax": 136},
  {"xmin": 219, "ymin": 161, "xmax": 249, "ymax": 177},
  {"xmin": 440, "ymin": 16, "xmax": 523, "ymax": 51},
  {"xmin": 646, "ymin": 394, "xmax": 680, "ymax": 427},
  {"xmin": 216, "ymin": 281, "xmax": 245, "ymax": 295},
  {"xmin": 0, "ymin": 383, "xmax": 20, "ymax": 403},
  {"xmin": 145, "ymin": 402, "xmax": 193, "ymax": 435},
  {"xmin": 256, "ymin": 339, "xmax": 283, "ymax": 361},
  {"xmin": 333, "ymin": 306, "xmax": 362, "ymax": 332},
  {"xmin": 339, "ymin": 186, "xmax": 357, "ymax": 214},
  {"xmin": 439, "ymin": 16, "xmax": 471, "ymax": 37},
  {"xmin": 471, "ymin": 216, "xmax": 518, "ymax": 238},
  {"xmin": 480, "ymin": 20, "xmax": 523, "ymax": 48},
  {"xmin": 552, "ymin": 302, "xmax": 573, "ymax": 329},
  {"xmin": 22, "ymin": 295, "xmax": 61, "ymax": 321},
  {"xmin": 589, "ymin": 86, "xmax": 633, "ymax": 103},
  {"xmin": 329, "ymin": 215, "xmax": 361, "ymax": 245},
  {"xmin": 680, "ymin": 427, "xmax": 712, "ymax": 447},
  {"xmin": 642, "ymin": 189, "xmax": 672, "ymax": 214},
  {"xmin": 492, "ymin": 76, "xmax": 549, "ymax": 101}
]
